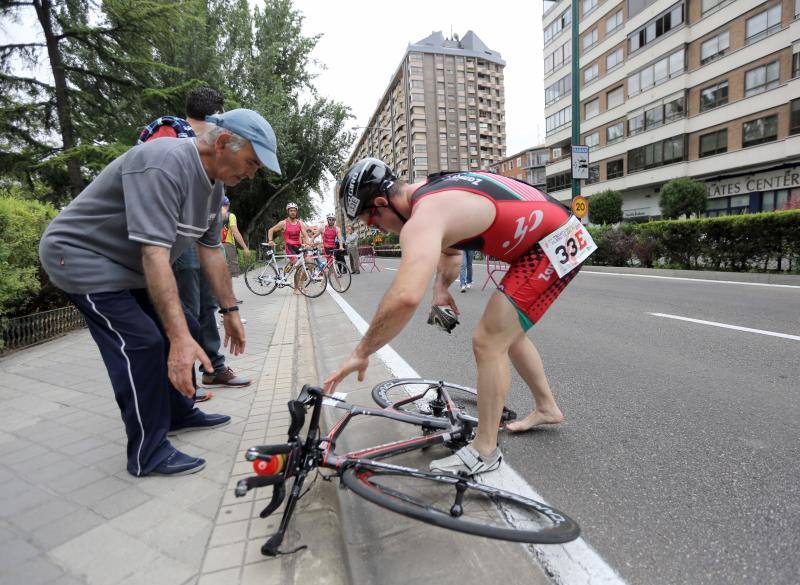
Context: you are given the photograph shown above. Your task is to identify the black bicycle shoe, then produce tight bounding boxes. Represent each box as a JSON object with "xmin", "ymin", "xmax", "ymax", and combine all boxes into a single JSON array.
[{"xmin": 427, "ymin": 306, "xmax": 459, "ymax": 334}]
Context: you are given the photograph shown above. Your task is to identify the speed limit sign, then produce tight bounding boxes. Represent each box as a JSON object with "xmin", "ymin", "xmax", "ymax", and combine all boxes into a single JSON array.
[{"xmin": 571, "ymin": 195, "xmax": 588, "ymax": 219}]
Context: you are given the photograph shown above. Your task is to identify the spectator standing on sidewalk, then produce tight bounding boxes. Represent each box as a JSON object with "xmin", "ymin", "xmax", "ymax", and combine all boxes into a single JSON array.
[
  {"xmin": 345, "ymin": 225, "xmax": 360, "ymax": 274},
  {"xmin": 141, "ymin": 87, "xmax": 252, "ymax": 393},
  {"xmin": 221, "ymin": 197, "xmax": 250, "ymax": 277},
  {"xmin": 460, "ymin": 250, "xmax": 474, "ymax": 292},
  {"xmin": 39, "ymin": 109, "xmax": 281, "ymax": 477}
]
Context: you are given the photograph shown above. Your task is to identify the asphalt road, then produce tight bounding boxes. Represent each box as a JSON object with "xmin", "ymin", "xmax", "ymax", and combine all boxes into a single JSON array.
[{"xmin": 328, "ymin": 259, "xmax": 800, "ymax": 585}]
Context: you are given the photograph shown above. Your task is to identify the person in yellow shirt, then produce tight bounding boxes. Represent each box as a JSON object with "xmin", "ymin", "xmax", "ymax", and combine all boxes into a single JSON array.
[{"xmin": 220, "ymin": 196, "xmax": 250, "ymax": 276}]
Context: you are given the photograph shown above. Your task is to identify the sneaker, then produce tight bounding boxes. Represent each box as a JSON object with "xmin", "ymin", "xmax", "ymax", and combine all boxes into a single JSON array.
[
  {"xmin": 429, "ymin": 445, "xmax": 502, "ymax": 476},
  {"xmin": 202, "ymin": 367, "xmax": 252, "ymax": 388},
  {"xmin": 169, "ymin": 409, "xmax": 231, "ymax": 435},
  {"xmin": 149, "ymin": 449, "xmax": 206, "ymax": 476},
  {"xmin": 460, "ymin": 285, "xmax": 467, "ymax": 293},
  {"xmin": 466, "ymin": 283, "xmax": 472, "ymax": 289}
]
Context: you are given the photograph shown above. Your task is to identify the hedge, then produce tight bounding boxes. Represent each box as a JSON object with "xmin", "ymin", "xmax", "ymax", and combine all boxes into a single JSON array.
[
  {"xmin": 585, "ymin": 210, "xmax": 800, "ymax": 272},
  {"xmin": 0, "ymin": 196, "xmax": 58, "ymax": 321}
]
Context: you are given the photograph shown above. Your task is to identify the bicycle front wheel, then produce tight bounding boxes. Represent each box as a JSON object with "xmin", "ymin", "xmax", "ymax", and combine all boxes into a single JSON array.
[
  {"xmin": 244, "ymin": 262, "xmax": 279, "ymax": 296},
  {"xmin": 341, "ymin": 462, "xmax": 579, "ymax": 544},
  {"xmin": 296, "ymin": 262, "xmax": 327, "ymax": 298},
  {"xmin": 328, "ymin": 261, "xmax": 352, "ymax": 293}
]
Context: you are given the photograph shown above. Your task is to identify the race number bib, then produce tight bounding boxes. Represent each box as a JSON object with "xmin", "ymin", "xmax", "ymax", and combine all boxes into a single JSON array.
[{"xmin": 538, "ymin": 215, "xmax": 596, "ymax": 278}]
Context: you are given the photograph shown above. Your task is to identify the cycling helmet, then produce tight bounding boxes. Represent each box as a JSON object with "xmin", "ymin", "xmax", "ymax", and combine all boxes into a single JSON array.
[
  {"xmin": 339, "ymin": 158, "xmax": 397, "ymax": 219},
  {"xmin": 286, "ymin": 202, "xmax": 298, "ymax": 210},
  {"xmin": 326, "ymin": 213, "xmax": 335, "ymax": 221}
]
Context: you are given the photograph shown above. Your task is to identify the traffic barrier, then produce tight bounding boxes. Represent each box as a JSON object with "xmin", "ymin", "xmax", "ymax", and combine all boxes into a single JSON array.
[
  {"xmin": 481, "ymin": 256, "xmax": 509, "ymax": 290},
  {"xmin": 358, "ymin": 246, "xmax": 380, "ymax": 272}
]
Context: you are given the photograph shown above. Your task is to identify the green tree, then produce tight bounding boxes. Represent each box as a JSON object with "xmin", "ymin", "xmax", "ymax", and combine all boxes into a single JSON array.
[
  {"xmin": 589, "ymin": 189, "xmax": 623, "ymax": 224},
  {"xmin": 659, "ymin": 177, "xmax": 708, "ymax": 220},
  {"xmin": 0, "ymin": 0, "xmax": 198, "ymax": 201}
]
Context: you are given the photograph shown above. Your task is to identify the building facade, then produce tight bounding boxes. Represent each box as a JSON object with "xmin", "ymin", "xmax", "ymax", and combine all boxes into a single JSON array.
[
  {"xmin": 543, "ymin": 0, "xmax": 800, "ymax": 219},
  {"xmin": 490, "ymin": 145, "xmax": 550, "ymax": 188},
  {"xmin": 344, "ymin": 31, "xmax": 508, "ymax": 184}
]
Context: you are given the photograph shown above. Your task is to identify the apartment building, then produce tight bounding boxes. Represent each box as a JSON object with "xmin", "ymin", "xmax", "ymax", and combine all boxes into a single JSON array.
[
  {"xmin": 543, "ymin": 0, "xmax": 800, "ymax": 219},
  {"xmin": 489, "ymin": 146, "xmax": 550, "ymax": 189},
  {"xmin": 344, "ymin": 31, "xmax": 507, "ymax": 183}
]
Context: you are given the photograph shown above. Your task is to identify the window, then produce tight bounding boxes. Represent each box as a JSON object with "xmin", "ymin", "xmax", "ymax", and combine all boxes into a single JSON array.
[
  {"xmin": 414, "ymin": 157, "xmax": 428, "ymax": 166},
  {"xmin": 628, "ymin": 136, "xmax": 685, "ymax": 172},
  {"xmin": 745, "ymin": 5, "xmax": 781, "ymax": 44},
  {"xmin": 645, "ymin": 106, "xmax": 663, "ymax": 129},
  {"xmin": 744, "ymin": 61, "xmax": 780, "ymax": 96},
  {"xmin": 546, "ymin": 106, "xmax": 571, "ymax": 135},
  {"xmin": 628, "ymin": 49, "xmax": 684, "ymax": 96},
  {"xmin": 762, "ymin": 189, "xmax": 800, "ymax": 211},
  {"xmin": 606, "ymin": 11, "xmax": 624, "ymax": 34},
  {"xmin": 700, "ymin": 31, "xmax": 729, "ymax": 64},
  {"xmin": 629, "ymin": 2, "xmax": 684, "ymax": 53},
  {"xmin": 702, "ymin": 0, "xmax": 730, "ymax": 12},
  {"xmin": 699, "ymin": 129, "xmax": 727, "ymax": 157},
  {"xmin": 607, "ymin": 159, "xmax": 624, "ymax": 179},
  {"xmin": 584, "ymin": 63, "xmax": 599, "ymax": 84},
  {"xmin": 742, "ymin": 115, "xmax": 778, "ymax": 147},
  {"xmin": 607, "ymin": 86, "xmax": 625, "ymax": 109},
  {"xmin": 607, "ymin": 121, "xmax": 624, "ymax": 144},
  {"xmin": 664, "ymin": 96, "xmax": 685, "ymax": 122},
  {"xmin": 587, "ymin": 164, "xmax": 600, "ymax": 184},
  {"xmin": 544, "ymin": 9, "xmax": 572, "ymax": 46},
  {"xmin": 583, "ymin": 0, "xmax": 598, "ymax": 15},
  {"xmin": 545, "ymin": 40, "xmax": 572, "ymax": 75},
  {"xmin": 628, "ymin": 112, "xmax": 644, "ymax": 135},
  {"xmin": 545, "ymin": 75, "xmax": 572, "ymax": 105},
  {"xmin": 584, "ymin": 28, "xmax": 598, "ymax": 52},
  {"xmin": 700, "ymin": 81, "xmax": 728, "ymax": 111},
  {"xmin": 791, "ymin": 99, "xmax": 800, "ymax": 135},
  {"xmin": 794, "ymin": 53, "xmax": 800, "ymax": 78},
  {"xmin": 546, "ymin": 171, "xmax": 572, "ymax": 192},
  {"xmin": 607, "ymin": 47, "xmax": 624, "ymax": 71},
  {"xmin": 586, "ymin": 132, "xmax": 600, "ymax": 150},
  {"xmin": 585, "ymin": 98, "xmax": 600, "ymax": 119}
]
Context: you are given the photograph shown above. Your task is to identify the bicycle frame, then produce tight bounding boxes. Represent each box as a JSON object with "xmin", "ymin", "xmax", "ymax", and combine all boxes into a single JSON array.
[
  {"xmin": 237, "ymin": 382, "xmax": 475, "ymax": 556},
  {"xmin": 256, "ymin": 246, "xmax": 320, "ymax": 288}
]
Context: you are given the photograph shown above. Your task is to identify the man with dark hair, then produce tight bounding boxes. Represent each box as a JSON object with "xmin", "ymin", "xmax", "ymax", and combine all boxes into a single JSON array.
[
  {"xmin": 325, "ymin": 158, "xmax": 592, "ymax": 476},
  {"xmin": 40, "ymin": 108, "xmax": 280, "ymax": 477}
]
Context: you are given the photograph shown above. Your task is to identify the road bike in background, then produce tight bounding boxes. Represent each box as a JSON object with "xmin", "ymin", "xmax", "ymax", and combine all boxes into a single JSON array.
[
  {"xmin": 235, "ymin": 380, "xmax": 580, "ymax": 556},
  {"xmin": 244, "ymin": 246, "xmax": 327, "ymax": 298}
]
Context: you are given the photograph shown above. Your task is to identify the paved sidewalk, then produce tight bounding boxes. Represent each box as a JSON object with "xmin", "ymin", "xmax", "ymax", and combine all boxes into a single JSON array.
[{"xmin": 0, "ymin": 280, "xmax": 345, "ymax": 585}]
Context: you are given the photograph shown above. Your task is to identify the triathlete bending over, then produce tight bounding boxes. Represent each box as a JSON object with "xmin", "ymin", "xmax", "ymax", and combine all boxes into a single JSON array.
[{"xmin": 323, "ymin": 158, "xmax": 586, "ymax": 476}]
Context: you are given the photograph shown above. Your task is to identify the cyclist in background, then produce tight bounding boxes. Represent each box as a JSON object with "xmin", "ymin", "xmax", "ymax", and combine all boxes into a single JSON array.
[
  {"xmin": 322, "ymin": 213, "xmax": 345, "ymax": 260},
  {"xmin": 324, "ymin": 158, "xmax": 587, "ymax": 476},
  {"xmin": 267, "ymin": 202, "xmax": 310, "ymax": 261}
]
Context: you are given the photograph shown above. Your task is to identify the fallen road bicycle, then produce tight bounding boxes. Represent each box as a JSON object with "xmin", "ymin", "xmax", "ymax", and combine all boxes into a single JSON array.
[{"xmin": 235, "ymin": 379, "xmax": 580, "ymax": 556}]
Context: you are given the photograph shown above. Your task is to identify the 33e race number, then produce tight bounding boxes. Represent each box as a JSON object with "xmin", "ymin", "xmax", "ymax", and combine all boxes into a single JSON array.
[{"xmin": 554, "ymin": 230, "xmax": 589, "ymax": 264}]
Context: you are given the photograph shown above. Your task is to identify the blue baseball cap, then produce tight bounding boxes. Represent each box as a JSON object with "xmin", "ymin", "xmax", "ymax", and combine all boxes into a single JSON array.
[
  {"xmin": 222, "ymin": 195, "xmax": 230, "ymax": 206},
  {"xmin": 205, "ymin": 109, "xmax": 281, "ymax": 175}
]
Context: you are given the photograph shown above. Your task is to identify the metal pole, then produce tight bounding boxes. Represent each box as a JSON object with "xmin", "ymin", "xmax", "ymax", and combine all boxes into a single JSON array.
[{"xmin": 571, "ymin": 0, "xmax": 580, "ymax": 199}]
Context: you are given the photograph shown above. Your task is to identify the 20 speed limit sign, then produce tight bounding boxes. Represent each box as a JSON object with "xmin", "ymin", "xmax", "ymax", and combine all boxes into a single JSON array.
[{"xmin": 571, "ymin": 195, "xmax": 588, "ymax": 219}]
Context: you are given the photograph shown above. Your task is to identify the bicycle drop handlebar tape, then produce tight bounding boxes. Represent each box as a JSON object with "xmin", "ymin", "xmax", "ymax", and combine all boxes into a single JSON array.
[{"xmin": 427, "ymin": 305, "xmax": 459, "ymax": 334}]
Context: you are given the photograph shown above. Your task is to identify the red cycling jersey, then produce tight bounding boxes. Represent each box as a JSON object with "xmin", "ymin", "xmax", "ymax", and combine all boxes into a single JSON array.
[
  {"xmin": 410, "ymin": 171, "xmax": 579, "ymax": 330},
  {"xmin": 323, "ymin": 226, "xmax": 337, "ymax": 249}
]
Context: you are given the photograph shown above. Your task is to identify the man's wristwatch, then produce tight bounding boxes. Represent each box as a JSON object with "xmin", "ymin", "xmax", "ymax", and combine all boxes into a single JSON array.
[{"xmin": 218, "ymin": 305, "xmax": 240, "ymax": 315}]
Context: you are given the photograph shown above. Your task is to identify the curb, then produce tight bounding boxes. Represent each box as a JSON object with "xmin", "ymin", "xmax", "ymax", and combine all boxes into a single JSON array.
[{"xmin": 580, "ymin": 265, "xmax": 800, "ymax": 285}]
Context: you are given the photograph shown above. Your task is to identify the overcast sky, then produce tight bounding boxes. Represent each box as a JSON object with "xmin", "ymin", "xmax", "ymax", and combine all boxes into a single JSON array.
[{"xmin": 288, "ymin": 0, "xmax": 546, "ymax": 217}]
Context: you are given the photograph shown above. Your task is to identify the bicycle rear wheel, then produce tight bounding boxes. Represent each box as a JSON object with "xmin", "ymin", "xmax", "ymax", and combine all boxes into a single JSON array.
[
  {"xmin": 341, "ymin": 462, "xmax": 579, "ymax": 544},
  {"xmin": 328, "ymin": 261, "xmax": 352, "ymax": 293},
  {"xmin": 244, "ymin": 262, "xmax": 279, "ymax": 296},
  {"xmin": 296, "ymin": 262, "xmax": 327, "ymax": 298}
]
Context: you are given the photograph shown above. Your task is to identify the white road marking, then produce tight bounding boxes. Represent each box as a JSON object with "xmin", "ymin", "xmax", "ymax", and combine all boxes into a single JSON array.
[
  {"xmin": 582, "ymin": 270, "xmax": 800, "ymax": 289},
  {"xmin": 326, "ymin": 287, "xmax": 628, "ymax": 585},
  {"xmin": 649, "ymin": 313, "xmax": 800, "ymax": 341}
]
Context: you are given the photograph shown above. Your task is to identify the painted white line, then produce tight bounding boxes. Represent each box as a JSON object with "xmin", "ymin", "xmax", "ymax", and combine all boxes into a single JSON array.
[
  {"xmin": 582, "ymin": 270, "xmax": 800, "ymax": 289},
  {"xmin": 326, "ymin": 287, "xmax": 627, "ymax": 585},
  {"xmin": 649, "ymin": 313, "xmax": 800, "ymax": 341},
  {"xmin": 384, "ymin": 267, "xmax": 398, "ymax": 271}
]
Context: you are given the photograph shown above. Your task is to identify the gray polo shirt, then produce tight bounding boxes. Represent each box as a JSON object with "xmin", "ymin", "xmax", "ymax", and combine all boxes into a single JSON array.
[{"xmin": 39, "ymin": 138, "xmax": 224, "ymax": 294}]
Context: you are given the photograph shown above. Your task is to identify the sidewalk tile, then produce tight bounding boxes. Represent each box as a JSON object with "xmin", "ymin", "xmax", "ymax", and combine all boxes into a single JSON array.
[{"xmin": 202, "ymin": 541, "xmax": 246, "ymax": 573}]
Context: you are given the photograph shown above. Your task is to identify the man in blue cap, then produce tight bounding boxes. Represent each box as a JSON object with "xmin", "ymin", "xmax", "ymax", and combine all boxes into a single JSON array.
[{"xmin": 39, "ymin": 108, "xmax": 280, "ymax": 477}]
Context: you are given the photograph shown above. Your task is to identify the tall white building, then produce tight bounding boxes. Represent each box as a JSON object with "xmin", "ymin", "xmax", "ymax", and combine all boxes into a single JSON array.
[{"xmin": 543, "ymin": 0, "xmax": 800, "ymax": 218}]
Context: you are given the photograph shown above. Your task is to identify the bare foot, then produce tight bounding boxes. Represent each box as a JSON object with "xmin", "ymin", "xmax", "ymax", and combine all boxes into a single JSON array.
[{"xmin": 505, "ymin": 409, "xmax": 564, "ymax": 433}]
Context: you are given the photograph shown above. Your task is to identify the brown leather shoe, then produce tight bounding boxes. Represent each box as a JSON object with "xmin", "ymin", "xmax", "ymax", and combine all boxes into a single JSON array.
[{"xmin": 201, "ymin": 367, "xmax": 252, "ymax": 387}]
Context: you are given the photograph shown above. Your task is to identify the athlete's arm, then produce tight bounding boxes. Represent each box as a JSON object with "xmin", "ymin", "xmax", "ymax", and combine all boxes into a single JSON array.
[
  {"xmin": 266, "ymin": 220, "xmax": 285, "ymax": 247},
  {"xmin": 230, "ymin": 222, "xmax": 250, "ymax": 256},
  {"xmin": 141, "ymin": 245, "xmax": 213, "ymax": 397},
  {"xmin": 337, "ymin": 227, "xmax": 344, "ymax": 249},
  {"xmin": 431, "ymin": 250, "xmax": 462, "ymax": 311},
  {"xmin": 323, "ymin": 217, "xmax": 443, "ymax": 393}
]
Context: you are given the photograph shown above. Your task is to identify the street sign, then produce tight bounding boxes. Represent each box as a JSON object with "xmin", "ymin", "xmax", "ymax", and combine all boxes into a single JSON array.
[
  {"xmin": 571, "ymin": 195, "xmax": 588, "ymax": 219},
  {"xmin": 571, "ymin": 145, "xmax": 589, "ymax": 180}
]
